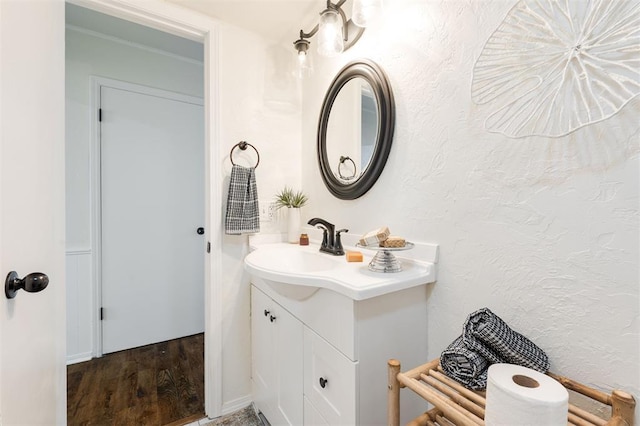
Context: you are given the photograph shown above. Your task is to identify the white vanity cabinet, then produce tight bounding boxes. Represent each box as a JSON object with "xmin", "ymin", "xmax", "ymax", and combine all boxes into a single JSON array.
[{"xmin": 251, "ymin": 277, "xmax": 430, "ymax": 426}]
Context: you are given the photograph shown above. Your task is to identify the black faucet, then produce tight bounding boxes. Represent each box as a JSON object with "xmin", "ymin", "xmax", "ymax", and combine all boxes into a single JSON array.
[{"xmin": 307, "ymin": 218, "xmax": 348, "ymax": 256}]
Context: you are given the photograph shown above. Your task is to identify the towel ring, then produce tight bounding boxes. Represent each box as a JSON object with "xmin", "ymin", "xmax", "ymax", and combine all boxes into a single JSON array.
[
  {"xmin": 338, "ymin": 156, "xmax": 357, "ymax": 181},
  {"xmin": 230, "ymin": 141, "xmax": 260, "ymax": 168}
]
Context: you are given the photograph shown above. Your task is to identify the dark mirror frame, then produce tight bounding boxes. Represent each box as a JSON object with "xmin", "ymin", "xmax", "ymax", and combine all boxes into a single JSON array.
[{"xmin": 317, "ymin": 59, "xmax": 395, "ymax": 200}]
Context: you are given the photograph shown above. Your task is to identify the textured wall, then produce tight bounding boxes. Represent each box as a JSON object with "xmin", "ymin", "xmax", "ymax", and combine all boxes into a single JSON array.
[{"xmin": 301, "ymin": 0, "xmax": 639, "ymax": 418}]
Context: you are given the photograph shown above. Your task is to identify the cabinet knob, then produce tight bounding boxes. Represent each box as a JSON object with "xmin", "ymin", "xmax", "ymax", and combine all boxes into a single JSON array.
[
  {"xmin": 319, "ymin": 377, "xmax": 328, "ymax": 389},
  {"xmin": 264, "ymin": 309, "xmax": 270, "ymax": 317},
  {"xmin": 269, "ymin": 315, "xmax": 277, "ymax": 323}
]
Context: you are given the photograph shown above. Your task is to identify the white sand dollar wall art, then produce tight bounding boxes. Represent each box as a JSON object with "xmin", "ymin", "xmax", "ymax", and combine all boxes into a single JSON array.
[{"xmin": 471, "ymin": 0, "xmax": 640, "ymax": 138}]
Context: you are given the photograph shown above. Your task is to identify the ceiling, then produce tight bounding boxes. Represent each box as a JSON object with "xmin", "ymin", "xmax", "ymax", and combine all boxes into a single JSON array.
[
  {"xmin": 164, "ymin": 0, "xmax": 325, "ymax": 45},
  {"xmin": 67, "ymin": 1, "xmax": 328, "ymax": 61},
  {"xmin": 66, "ymin": 3, "xmax": 205, "ymax": 61}
]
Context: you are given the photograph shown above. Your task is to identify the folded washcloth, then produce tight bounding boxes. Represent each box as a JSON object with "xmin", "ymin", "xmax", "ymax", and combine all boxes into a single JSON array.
[
  {"xmin": 463, "ymin": 307, "xmax": 550, "ymax": 373},
  {"xmin": 225, "ymin": 164, "xmax": 260, "ymax": 235},
  {"xmin": 440, "ymin": 336, "xmax": 489, "ymax": 390}
]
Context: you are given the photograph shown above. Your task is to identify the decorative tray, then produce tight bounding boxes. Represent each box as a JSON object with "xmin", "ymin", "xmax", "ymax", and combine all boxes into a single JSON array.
[
  {"xmin": 356, "ymin": 242, "xmax": 415, "ymax": 251},
  {"xmin": 355, "ymin": 242, "xmax": 414, "ymax": 273}
]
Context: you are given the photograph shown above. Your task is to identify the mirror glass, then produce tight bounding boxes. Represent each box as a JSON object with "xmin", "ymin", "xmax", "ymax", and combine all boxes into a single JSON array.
[
  {"xmin": 325, "ymin": 80, "xmax": 378, "ymax": 182},
  {"xmin": 318, "ymin": 60, "xmax": 394, "ymax": 200}
]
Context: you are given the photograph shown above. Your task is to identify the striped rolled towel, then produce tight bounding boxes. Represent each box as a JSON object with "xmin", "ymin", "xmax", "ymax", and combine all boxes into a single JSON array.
[
  {"xmin": 440, "ymin": 336, "xmax": 489, "ymax": 390},
  {"xmin": 462, "ymin": 307, "xmax": 550, "ymax": 373}
]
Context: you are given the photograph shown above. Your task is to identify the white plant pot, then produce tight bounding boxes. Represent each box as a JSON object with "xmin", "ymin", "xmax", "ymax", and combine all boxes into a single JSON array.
[{"xmin": 287, "ymin": 207, "xmax": 300, "ymax": 243}]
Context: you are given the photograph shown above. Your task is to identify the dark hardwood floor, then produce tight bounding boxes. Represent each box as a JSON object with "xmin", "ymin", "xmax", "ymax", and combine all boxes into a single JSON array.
[{"xmin": 67, "ymin": 333, "xmax": 205, "ymax": 426}]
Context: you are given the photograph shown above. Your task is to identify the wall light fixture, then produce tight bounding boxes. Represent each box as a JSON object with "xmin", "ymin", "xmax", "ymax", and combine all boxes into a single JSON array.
[
  {"xmin": 351, "ymin": 0, "xmax": 383, "ymax": 27},
  {"xmin": 293, "ymin": 0, "xmax": 382, "ymax": 77}
]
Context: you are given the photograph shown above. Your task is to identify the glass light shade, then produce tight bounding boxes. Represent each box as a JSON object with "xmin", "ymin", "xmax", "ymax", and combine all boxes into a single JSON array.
[
  {"xmin": 352, "ymin": 0, "xmax": 383, "ymax": 27},
  {"xmin": 317, "ymin": 9, "xmax": 344, "ymax": 57},
  {"xmin": 294, "ymin": 50, "xmax": 313, "ymax": 79}
]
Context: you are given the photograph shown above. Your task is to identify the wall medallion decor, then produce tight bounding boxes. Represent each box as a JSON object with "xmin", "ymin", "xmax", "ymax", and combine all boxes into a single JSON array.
[{"xmin": 471, "ymin": 0, "xmax": 640, "ymax": 138}]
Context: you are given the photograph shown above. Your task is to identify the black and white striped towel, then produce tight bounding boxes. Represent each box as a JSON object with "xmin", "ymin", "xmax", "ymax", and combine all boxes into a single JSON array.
[
  {"xmin": 224, "ymin": 164, "xmax": 260, "ymax": 235},
  {"xmin": 440, "ymin": 336, "xmax": 489, "ymax": 390},
  {"xmin": 463, "ymin": 307, "xmax": 550, "ymax": 373}
]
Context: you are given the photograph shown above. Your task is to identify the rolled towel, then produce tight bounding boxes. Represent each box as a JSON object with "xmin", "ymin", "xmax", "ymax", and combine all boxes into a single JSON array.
[
  {"xmin": 463, "ymin": 307, "xmax": 550, "ymax": 372},
  {"xmin": 440, "ymin": 336, "xmax": 490, "ymax": 390}
]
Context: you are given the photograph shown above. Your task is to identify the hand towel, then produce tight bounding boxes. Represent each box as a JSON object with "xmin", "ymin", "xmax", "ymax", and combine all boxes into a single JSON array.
[
  {"xmin": 463, "ymin": 307, "xmax": 550, "ymax": 373},
  {"xmin": 440, "ymin": 336, "xmax": 489, "ymax": 390},
  {"xmin": 225, "ymin": 164, "xmax": 260, "ymax": 235}
]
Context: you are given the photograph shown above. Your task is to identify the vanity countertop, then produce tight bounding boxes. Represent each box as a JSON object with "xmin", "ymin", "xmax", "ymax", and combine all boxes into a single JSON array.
[{"xmin": 244, "ymin": 241, "xmax": 438, "ymax": 301}]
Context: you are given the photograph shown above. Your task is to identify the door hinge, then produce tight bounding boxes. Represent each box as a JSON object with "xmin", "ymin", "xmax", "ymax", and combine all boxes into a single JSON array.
[
  {"xmin": 98, "ymin": 108, "xmax": 102, "ymax": 122},
  {"xmin": 207, "ymin": 241, "xmax": 211, "ymax": 253},
  {"xmin": 100, "ymin": 307, "xmax": 104, "ymax": 321}
]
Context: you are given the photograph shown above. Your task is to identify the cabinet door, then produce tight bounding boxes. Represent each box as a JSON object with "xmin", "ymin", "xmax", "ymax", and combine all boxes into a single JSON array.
[
  {"xmin": 251, "ymin": 286, "xmax": 275, "ymax": 419},
  {"xmin": 304, "ymin": 328, "xmax": 357, "ymax": 425},
  {"xmin": 273, "ymin": 302, "xmax": 304, "ymax": 425},
  {"xmin": 251, "ymin": 285, "xmax": 303, "ymax": 426}
]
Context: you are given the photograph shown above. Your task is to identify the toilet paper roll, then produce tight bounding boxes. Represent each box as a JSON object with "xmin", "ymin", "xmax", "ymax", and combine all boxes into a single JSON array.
[{"xmin": 485, "ymin": 363, "xmax": 568, "ymax": 426}]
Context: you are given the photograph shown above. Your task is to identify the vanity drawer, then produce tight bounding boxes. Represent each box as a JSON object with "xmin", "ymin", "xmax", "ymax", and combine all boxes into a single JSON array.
[
  {"xmin": 304, "ymin": 396, "xmax": 328, "ymax": 426},
  {"xmin": 252, "ymin": 277, "xmax": 357, "ymax": 360},
  {"xmin": 304, "ymin": 327, "xmax": 357, "ymax": 425}
]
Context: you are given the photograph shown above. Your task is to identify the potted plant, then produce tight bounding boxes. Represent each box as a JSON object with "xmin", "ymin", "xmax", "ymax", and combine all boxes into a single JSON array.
[{"xmin": 274, "ymin": 187, "xmax": 308, "ymax": 243}]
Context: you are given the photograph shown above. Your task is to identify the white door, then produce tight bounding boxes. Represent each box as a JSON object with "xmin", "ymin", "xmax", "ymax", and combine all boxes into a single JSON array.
[
  {"xmin": 0, "ymin": 0, "xmax": 66, "ymax": 423},
  {"xmin": 100, "ymin": 83, "xmax": 204, "ymax": 354}
]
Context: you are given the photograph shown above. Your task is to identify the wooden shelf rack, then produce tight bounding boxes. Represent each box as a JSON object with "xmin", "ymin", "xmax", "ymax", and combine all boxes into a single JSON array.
[{"xmin": 388, "ymin": 358, "xmax": 636, "ymax": 426}]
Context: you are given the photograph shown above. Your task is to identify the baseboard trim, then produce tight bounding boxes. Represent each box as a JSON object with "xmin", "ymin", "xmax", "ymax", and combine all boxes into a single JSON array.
[
  {"xmin": 164, "ymin": 413, "xmax": 206, "ymax": 426},
  {"xmin": 220, "ymin": 395, "xmax": 252, "ymax": 416},
  {"xmin": 66, "ymin": 352, "xmax": 93, "ymax": 365}
]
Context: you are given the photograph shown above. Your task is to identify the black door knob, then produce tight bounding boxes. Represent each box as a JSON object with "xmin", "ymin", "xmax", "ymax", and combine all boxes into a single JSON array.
[
  {"xmin": 197, "ymin": 227, "xmax": 205, "ymax": 235},
  {"xmin": 319, "ymin": 377, "xmax": 328, "ymax": 388},
  {"xmin": 5, "ymin": 271, "xmax": 49, "ymax": 299}
]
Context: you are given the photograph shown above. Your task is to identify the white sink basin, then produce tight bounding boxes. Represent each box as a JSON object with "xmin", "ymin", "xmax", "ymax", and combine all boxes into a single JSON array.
[
  {"xmin": 269, "ymin": 250, "xmax": 339, "ymax": 273},
  {"xmin": 244, "ymin": 242, "xmax": 437, "ymax": 301}
]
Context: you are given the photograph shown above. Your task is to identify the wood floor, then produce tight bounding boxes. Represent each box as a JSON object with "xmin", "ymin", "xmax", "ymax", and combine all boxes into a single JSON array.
[{"xmin": 67, "ymin": 333, "xmax": 205, "ymax": 426}]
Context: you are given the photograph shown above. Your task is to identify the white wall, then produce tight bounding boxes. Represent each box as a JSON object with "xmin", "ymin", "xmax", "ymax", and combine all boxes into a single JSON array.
[
  {"xmin": 217, "ymin": 25, "xmax": 302, "ymax": 412},
  {"xmin": 66, "ymin": 26, "xmax": 204, "ymax": 250},
  {"xmin": 301, "ymin": 0, "xmax": 639, "ymax": 419}
]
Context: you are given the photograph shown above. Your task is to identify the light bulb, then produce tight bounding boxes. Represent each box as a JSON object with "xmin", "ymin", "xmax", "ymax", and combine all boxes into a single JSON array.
[
  {"xmin": 317, "ymin": 8, "xmax": 344, "ymax": 57},
  {"xmin": 293, "ymin": 36, "xmax": 313, "ymax": 78},
  {"xmin": 352, "ymin": 0, "xmax": 383, "ymax": 27},
  {"xmin": 294, "ymin": 49, "xmax": 313, "ymax": 79}
]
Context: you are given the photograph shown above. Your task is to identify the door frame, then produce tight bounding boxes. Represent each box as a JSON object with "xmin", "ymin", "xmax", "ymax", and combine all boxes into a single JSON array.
[
  {"xmin": 92, "ymin": 77, "xmax": 205, "ymax": 356},
  {"xmin": 69, "ymin": 0, "xmax": 223, "ymax": 418}
]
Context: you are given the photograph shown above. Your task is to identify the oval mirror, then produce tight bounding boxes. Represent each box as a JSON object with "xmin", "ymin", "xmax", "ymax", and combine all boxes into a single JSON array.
[{"xmin": 318, "ymin": 59, "xmax": 395, "ymax": 199}]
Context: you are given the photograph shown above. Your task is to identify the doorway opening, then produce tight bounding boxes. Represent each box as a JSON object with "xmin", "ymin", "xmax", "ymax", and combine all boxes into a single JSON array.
[
  {"xmin": 97, "ymin": 78, "xmax": 205, "ymax": 355},
  {"xmin": 65, "ymin": 2, "xmax": 217, "ymax": 422}
]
